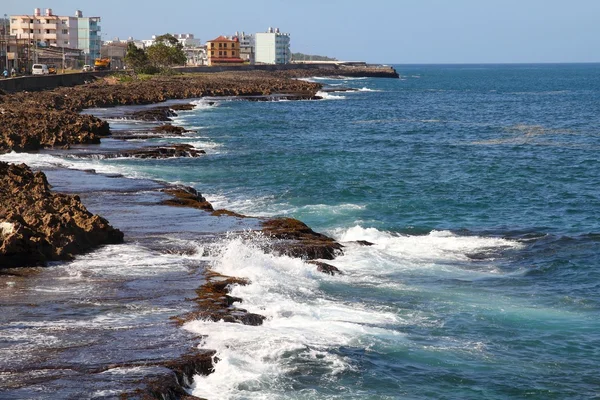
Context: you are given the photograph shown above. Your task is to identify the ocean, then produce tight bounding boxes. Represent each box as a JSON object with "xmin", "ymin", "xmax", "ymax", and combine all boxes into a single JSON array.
[{"xmin": 2, "ymin": 64, "xmax": 600, "ymax": 399}]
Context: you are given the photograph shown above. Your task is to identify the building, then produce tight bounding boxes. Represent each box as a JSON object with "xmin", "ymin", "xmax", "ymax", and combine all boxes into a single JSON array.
[
  {"xmin": 10, "ymin": 8, "xmax": 78, "ymax": 49},
  {"xmin": 76, "ymin": 10, "xmax": 101, "ymax": 63},
  {"xmin": 205, "ymin": 36, "xmax": 244, "ymax": 66},
  {"xmin": 174, "ymin": 33, "xmax": 200, "ymax": 48},
  {"xmin": 255, "ymin": 27, "xmax": 290, "ymax": 65},
  {"xmin": 9, "ymin": 8, "xmax": 100, "ymax": 66},
  {"xmin": 100, "ymin": 41, "xmax": 127, "ymax": 69},
  {"xmin": 142, "ymin": 33, "xmax": 200, "ymax": 49},
  {"xmin": 233, "ymin": 31, "xmax": 255, "ymax": 64}
]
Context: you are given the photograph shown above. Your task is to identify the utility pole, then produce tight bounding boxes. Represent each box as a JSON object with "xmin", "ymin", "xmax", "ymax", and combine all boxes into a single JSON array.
[{"xmin": 3, "ymin": 14, "xmax": 8, "ymax": 71}]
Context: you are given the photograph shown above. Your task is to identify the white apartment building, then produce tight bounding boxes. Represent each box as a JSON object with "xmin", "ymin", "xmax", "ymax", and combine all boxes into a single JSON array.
[
  {"xmin": 232, "ymin": 31, "xmax": 255, "ymax": 64},
  {"xmin": 255, "ymin": 27, "xmax": 290, "ymax": 65},
  {"xmin": 10, "ymin": 8, "xmax": 78, "ymax": 48},
  {"xmin": 142, "ymin": 34, "xmax": 200, "ymax": 48}
]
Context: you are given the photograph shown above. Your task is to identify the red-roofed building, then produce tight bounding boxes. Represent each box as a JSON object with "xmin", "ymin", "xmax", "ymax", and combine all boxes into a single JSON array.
[{"xmin": 206, "ymin": 36, "xmax": 244, "ymax": 66}]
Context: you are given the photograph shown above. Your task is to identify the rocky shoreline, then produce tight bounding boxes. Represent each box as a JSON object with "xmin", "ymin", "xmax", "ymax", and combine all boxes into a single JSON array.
[
  {"xmin": 0, "ymin": 71, "xmax": 322, "ymax": 154},
  {"xmin": 0, "ymin": 70, "xmax": 355, "ymax": 399}
]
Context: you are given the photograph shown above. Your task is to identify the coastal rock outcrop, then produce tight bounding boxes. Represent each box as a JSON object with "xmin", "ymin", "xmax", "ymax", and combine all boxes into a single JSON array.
[
  {"xmin": 0, "ymin": 72, "xmax": 321, "ymax": 154},
  {"xmin": 175, "ymin": 271, "xmax": 265, "ymax": 326},
  {"xmin": 261, "ymin": 217, "xmax": 344, "ymax": 260},
  {"xmin": 160, "ymin": 186, "xmax": 214, "ymax": 211},
  {"xmin": 0, "ymin": 162, "xmax": 124, "ymax": 268},
  {"xmin": 87, "ymin": 144, "xmax": 206, "ymax": 160}
]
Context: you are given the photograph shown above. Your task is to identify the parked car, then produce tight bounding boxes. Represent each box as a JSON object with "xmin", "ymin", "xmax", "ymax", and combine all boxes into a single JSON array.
[
  {"xmin": 32, "ymin": 64, "xmax": 49, "ymax": 75},
  {"xmin": 82, "ymin": 65, "xmax": 93, "ymax": 72},
  {"xmin": 48, "ymin": 64, "xmax": 57, "ymax": 74}
]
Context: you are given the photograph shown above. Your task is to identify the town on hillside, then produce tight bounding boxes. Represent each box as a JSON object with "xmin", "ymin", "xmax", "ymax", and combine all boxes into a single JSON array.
[{"xmin": 0, "ymin": 7, "xmax": 346, "ymax": 76}]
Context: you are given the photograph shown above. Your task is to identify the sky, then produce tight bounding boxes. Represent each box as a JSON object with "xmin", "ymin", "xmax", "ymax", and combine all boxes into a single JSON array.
[{"xmin": 4, "ymin": 0, "xmax": 600, "ymax": 63}]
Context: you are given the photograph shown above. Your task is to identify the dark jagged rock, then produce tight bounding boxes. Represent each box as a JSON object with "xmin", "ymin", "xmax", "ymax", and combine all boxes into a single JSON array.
[
  {"xmin": 175, "ymin": 271, "xmax": 265, "ymax": 326},
  {"xmin": 354, "ymin": 240, "xmax": 375, "ymax": 246},
  {"xmin": 160, "ymin": 186, "xmax": 214, "ymax": 211},
  {"xmin": 0, "ymin": 162, "xmax": 124, "ymax": 268},
  {"xmin": 168, "ymin": 103, "xmax": 195, "ymax": 111},
  {"xmin": 126, "ymin": 106, "xmax": 178, "ymax": 122},
  {"xmin": 261, "ymin": 217, "xmax": 343, "ymax": 260},
  {"xmin": 211, "ymin": 209, "xmax": 249, "ymax": 218},
  {"xmin": 309, "ymin": 260, "xmax": 343, "ymax": 275},
  {"xmin": 153, "ymin": 124, "xmax": 190, "ymax": 135},
  {"xmin": 88, "ymin": 144, "xmax": 205, "ymax": 160}
]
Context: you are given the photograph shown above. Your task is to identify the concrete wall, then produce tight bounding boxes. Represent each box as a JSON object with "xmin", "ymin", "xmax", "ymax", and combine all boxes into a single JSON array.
[{"xmin": 0, "ymin": 71, "xmax": 114, "ymax": 93}]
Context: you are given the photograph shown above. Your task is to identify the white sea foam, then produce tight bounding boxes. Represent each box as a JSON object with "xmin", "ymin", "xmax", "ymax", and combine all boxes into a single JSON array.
[
  {"xmin": 316, "ymin": 91, "xmax": 346, "ymax": 100},
  {"xmin": 185, "ymin": 236, "xmax": 401, "ymax": 399},
  {"xmin": 357, "ymin": 87, "xmax": 381, "ymax": 92},
  {"xmin": 331, "ymin": 225, "xmax": 524, "ymax": 278},
  {"xmin": 191, "ymin": 99, "xmax": 221, "ymax": 110},
  {"xmin": 0, "ymin": 151, "xmax": 143, "ymax": 178}
]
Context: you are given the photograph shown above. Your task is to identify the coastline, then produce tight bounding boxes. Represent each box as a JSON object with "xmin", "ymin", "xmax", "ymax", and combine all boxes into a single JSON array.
[{"xmin": 0, "ymin": 69, "xmax": 365, "ymax": 398}]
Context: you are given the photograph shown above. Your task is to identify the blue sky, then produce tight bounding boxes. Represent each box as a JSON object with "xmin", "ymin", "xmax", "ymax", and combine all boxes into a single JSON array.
[{"xmin": 4, "ymin": 0, "xmax": 600, "ymax": 63}]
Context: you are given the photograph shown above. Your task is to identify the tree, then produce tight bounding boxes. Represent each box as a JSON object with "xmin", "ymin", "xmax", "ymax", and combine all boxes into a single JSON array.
[
  {"xmin": 147, "ymin": 34, "xmax": 187, "ymax": 69},
  {"xmin": 124, "ymin": 42, "xmax": 150, "ymax": 72}
]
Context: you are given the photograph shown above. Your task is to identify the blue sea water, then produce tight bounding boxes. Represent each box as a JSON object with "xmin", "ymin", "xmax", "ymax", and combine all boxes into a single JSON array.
[{"xmin": 4, "ymin": 64, "xmax": 600, "ymax": 399}]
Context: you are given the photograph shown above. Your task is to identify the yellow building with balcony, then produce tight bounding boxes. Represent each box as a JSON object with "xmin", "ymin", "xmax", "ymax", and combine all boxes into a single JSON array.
[{"xmin": 206, "ymin": 36, "xmax": 244, "ymax": 66}]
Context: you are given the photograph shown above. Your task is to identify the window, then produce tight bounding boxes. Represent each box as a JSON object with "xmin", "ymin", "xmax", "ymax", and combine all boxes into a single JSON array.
[
  {"xmin": 62, "ymin": 29, "xmax": 68, "ymax": 34},
  {"xmin": 64, "ymin": 40, "xmax": 68, "ymax": 45},
  {"xmin": 218, "ymin": 43, "xmax": 222, "ymax": 48},
  {"xmin": 46, "ymin": 19, "xmax": 50, "ymax": 24},
  {"xmin": 211, "ymin": 43, "xmax": 214, "ymax": 48},
  {"xmin": 11, "ymin": 19, "xmax": 16, "ymax": 24},
  {"xmin": 219, "ymin": 51, "xmax": 222, "ymax": 56},
  {"xmin": 211, "ymin": 51, "xmax": 214, "ymax": 56}
]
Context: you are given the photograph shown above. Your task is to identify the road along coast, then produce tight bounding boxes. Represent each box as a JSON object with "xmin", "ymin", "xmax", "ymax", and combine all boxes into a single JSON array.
[{"xmin": 0, "ymin": 70, "xmax": 379, "ymax": 398}]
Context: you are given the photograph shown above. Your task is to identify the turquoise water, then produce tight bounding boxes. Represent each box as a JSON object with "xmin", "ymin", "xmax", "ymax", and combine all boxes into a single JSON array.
[
  {"xmin": 8, "ymin": 64, "xmax": 600, "ymax": 399},
  {"xmin": 177, "ymin": 65, "xmax": 600, "ymax": 399}
]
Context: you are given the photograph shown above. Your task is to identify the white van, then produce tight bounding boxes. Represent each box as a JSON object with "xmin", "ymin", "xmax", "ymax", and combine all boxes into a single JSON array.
[{"xmin": 32, "ymin": 64, "xmax": 49, "ymax": 75}]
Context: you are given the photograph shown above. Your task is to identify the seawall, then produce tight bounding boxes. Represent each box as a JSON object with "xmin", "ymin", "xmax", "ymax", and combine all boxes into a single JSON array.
[{"xmin": 0, "ymin": 71, "xmax": 114, "ymax": 93}]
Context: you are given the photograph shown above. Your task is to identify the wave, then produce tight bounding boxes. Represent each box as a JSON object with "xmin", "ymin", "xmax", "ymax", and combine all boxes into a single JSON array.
[
  {"xmin": 357, "ymin": 87, "xmax": 381, "ymax": 92},
  {"xmin": 191, "ymin": 99, "xmax": 221, "ymax": 110},
  {"xmin": 182, "ymin": 225, "xmax": 527, "ymax": 398},
  {"xmin": 0, "ymin": 151, "xmax": 144, "ymax": 178},
  {"xmin": 185, "ymin": 235, "xmax": 400, "ymax": 399},
  {"xmin": 333, "ymin": 225, "xmax": 523, "ymax": 269},
  {"xmin": 316, "ymin": 91, "xmax": 346, "ymax": 100}
]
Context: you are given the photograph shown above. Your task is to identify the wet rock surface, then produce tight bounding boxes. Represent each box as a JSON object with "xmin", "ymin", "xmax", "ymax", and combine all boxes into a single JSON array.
[
  {"xmin": 85, "ymin": 144, "xmax": 206, "ymax": 160},
  {"xmin": 0, "ymin": 162, "xmax": 124, "ymax": 268},
  {"xmin": 160, "ymin": 186, "xmax": 214, "ymax": 211},
  {"xmin": 309, "ymin": 260, "xmax": 343, "ymax": 275},
  {"xmin": 175, "ymin": 271, "xmax": 265, "ymax": 327},
  {"xmin": 153, "ymin": 124, "xmax": 191, "ymax": 135},
  {"xmin": 260, "ymin": 217, "xmax": 344, "ymax": 260}
]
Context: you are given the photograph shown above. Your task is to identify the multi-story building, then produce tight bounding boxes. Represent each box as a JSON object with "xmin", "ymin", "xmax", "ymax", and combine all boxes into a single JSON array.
[
  {"xmin": 255, "ymin": 27, "xmax": 290, "ymax": 65},
  {"xmin": 206, "ymin": 35, "xmax": 244, "ymax": 66},
  {"xmin": 76, "ymin": 10, "xmax": 101, "ymax": 63},
  {"xmin": 9, "ymin": 9, "xmax": 100, "ymax": 65},
  {"xmin": 232, "ymin": 31, "xmax": 255, "ymax": 64},
  {"xmin": 10, "ymin": 8, "xmax": 78, "ymax": 49},
  {"xmin": 142, "ymin": 33, "xmax": 200, "ymax": 49}
]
